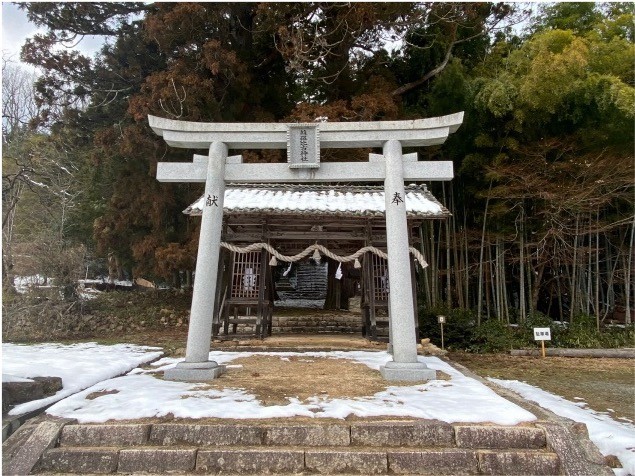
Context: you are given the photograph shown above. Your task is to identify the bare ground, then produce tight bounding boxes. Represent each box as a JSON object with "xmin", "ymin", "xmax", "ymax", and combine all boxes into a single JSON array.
[
  {"xmin": 189, "ymin": 355, "xmax": 403, "ymax": 406},
  {"xmin": 449, "ymin": 352, "xmax": 635, "ymax": 424}
]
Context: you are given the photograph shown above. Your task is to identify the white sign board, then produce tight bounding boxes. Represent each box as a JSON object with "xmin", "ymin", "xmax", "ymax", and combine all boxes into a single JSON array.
[
  {"xmin": 287, "ymin": 124, "xmax": 320, "ymax": 169},
  {"xmin": 533, "ymin": 327, "xmax": 551, "ymax": 341},
  {"xmin": 437, "ymin": 315, "xmax": 446, "ymax": 324}
]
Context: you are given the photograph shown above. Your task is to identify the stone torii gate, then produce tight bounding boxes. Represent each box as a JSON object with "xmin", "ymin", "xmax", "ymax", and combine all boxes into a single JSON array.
[{"xmin": 149, "ymin": 113, "xmax": 463, "ymax": 382}]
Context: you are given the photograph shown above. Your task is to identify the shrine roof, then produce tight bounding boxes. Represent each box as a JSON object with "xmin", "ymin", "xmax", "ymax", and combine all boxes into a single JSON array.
[{"xmin": 184, "ymin": 184, "xmax": 450, "ymax": 219}]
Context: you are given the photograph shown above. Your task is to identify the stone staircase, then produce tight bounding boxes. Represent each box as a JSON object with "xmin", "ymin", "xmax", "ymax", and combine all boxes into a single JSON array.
[
  {"xmin": 13, "ymin": 419, "xmax": 599, "ymax": 475},
  {"xmin": 271, "ymin": 313, "xmax": 363, "ymax": 334}
]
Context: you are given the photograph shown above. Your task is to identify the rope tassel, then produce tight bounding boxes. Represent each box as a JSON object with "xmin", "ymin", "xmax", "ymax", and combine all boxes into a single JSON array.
[
  {"xmin": 269, "ymin": 256, "xmax": 278, "ymax": 266},
  {"xmin": 354, "ymin": 258, "xmax": 361, "ymax": 269},
  {"xmin": 312, "ymin": 247, "xmax": 321, "ymax": 263}
]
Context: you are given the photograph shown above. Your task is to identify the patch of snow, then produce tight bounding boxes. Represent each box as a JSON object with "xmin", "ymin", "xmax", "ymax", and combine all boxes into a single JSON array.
[
  {"xmin": 2, "ymin": 374, "xmax": 34, "ymax": 383},
  {"xmin": 46, "ymin": 351, "xmax": 536, "ymax": 426},
  {"xmin": 2, "ymin": 343, "xmax": 163, "ymax": 415},
  {"xmin": 13, "ymin": 275, "xmax": 49, "ymax": 293},
  {"xmin": 489, "ymin": 378, "xmax": 635, "ymax": 476}
]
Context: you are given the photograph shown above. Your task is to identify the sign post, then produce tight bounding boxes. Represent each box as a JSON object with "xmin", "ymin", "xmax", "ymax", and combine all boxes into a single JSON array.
[
  {"xmin": 437, "ymin": 315, "xmax": 446, "ymax": 350},
  {"xmin": 533, "ymin": 327, "xmax": 551, "ymax": 358}
]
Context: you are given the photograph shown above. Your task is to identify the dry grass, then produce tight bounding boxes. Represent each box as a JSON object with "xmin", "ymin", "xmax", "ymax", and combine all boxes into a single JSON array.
[
  {"xmin": 192, "ymin": 355, "xmax": 451, "ymax": 406},
  {"xmin": 450, "ymin": 353, "xmax": 635, "ymax": 423}
]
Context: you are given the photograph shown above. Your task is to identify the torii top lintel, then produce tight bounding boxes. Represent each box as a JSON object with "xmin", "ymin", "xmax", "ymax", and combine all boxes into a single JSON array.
[{"xmin": 148, "ymin": 112, "xmax": 463, "ymax": 150}]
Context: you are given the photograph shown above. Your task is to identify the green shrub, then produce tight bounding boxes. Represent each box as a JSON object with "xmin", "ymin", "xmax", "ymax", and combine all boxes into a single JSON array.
[
  {"xmin": 419, "ymin": 307, "xmax": 635, "ymax": 352},
  {"xmin": 469, "ymin": 319, "xmax": 518, "ymax": 353},
  {"xmin": 418, "ymin": 306, "xmax": 477, "ymax": 350}
]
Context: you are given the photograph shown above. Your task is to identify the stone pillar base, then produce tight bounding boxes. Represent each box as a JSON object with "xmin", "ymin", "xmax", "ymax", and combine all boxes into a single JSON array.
[
  {"xmin": 380, "ymin": 361, "xmax": 436, "ymax": 382},
  {"xmin": 164, "ymin": 361, "xmax": 225, "ymax": 382}
]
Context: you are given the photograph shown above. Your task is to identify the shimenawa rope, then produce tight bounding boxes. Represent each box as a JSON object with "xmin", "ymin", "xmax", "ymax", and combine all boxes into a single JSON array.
[{"xmin": 219, "ymin": 242, "xmax": 428, "ymax": 269}]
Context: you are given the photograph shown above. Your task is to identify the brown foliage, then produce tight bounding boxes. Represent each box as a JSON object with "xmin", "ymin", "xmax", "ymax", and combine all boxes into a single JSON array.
[{"xmin": 154, "ymin": 242, "xmax": 196, "ymax": 280}]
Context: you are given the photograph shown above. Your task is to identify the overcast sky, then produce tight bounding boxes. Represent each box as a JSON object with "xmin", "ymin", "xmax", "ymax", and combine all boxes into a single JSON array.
[{"xmin": 2, "ymin": 2, "xmax": 105, "ymax": 69}]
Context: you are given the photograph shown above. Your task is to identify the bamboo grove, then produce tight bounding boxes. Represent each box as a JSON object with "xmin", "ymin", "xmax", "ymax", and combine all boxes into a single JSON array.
[{"xmin": 3, "ymin": 3, "xmax": 633, "ymax": 326}]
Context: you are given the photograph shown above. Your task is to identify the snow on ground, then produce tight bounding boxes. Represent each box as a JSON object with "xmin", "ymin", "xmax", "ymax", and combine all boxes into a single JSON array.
[
  {"xmin": 2, "ymin": 374, "xmax": 34, "ymax": 383},
  {"xmin": 44, "ymin": 350, "xmax": 536, "ymax": 425},
  {"xmin": 3, "ymin": 343, "xmax": 633, "ymax": 474},
  {"xmin": 13, "ymin": 275, "xmax": 50, "ymax": 293},
  {"xmin": 2, "ymin": 343, "xmax": 163, "ymax": 415},
  {"xmin": 490, "ymin": 378, "xmax": 635, "ymax": 476}
]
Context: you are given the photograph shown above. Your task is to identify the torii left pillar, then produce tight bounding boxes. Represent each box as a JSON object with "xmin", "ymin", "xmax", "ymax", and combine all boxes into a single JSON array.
[{"xmin": 164, "ymin": 142, "xmax": 227, "ymax": 381}]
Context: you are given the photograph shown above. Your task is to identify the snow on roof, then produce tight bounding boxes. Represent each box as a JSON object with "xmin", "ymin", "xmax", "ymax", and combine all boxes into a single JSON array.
[{"xmin": 184, "ymin": 184, "xmax": 450, "ymax": 218}]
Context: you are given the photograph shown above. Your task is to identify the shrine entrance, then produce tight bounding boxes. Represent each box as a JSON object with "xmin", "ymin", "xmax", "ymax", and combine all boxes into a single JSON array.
[
  {"xmin": 183, "ymin": 183, "xmax": 450, "ymax": 341},
  {"xmin": 149, "ymin": 113, "xmax": 463, "ymax": 382}
]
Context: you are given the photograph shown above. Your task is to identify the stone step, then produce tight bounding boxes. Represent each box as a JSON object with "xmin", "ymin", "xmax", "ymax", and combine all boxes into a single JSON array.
[
  {"xmin": 38, "ymin": 445, "xmax": 561, "ymax": 475},
  {"xmin": 32, "ymin": 421, "xmax": 575, "ymax": 474},
  {"xmin": 57, "ymin": 421, "xmax": 548, "ymax": 450}
]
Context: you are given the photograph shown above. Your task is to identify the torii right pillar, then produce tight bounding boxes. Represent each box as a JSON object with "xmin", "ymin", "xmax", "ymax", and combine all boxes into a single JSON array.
[{"xmin": 381, "ymin": 139, "xmax": 436, "ymax": 381}]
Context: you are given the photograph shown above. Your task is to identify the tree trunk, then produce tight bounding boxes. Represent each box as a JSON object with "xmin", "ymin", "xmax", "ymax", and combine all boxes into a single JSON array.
[
  {"xmin": 595, "ymin": 210, "xmax": 600, "ymax": 330},
  {"xmin": 625, "ymin": 215, "xmax": 634, "ymax": 325},
  {"xmin": 451, "ymin": 183, "xmax": 464, "ymax": 308},
  {"xmin": 477, "ymin": 182, "xmax": 492, "ymax": 325},
  {"xmin": 419, "ymin": 224, "xmax": 431, "ymax": 306},
  {"xmin": 570, "ymin": 213, "xmax": 580, "ymax": 322},
  {"xmin": 430, "ymin": 221, "xmax": 438, "ymax": 307},
  {"xmin": 463, "ymin": 207, "xmax": 469, "ymax": 309},
  {"xmin": 519, "ymin": 207, "xmax": 526, "ymax": 322}
]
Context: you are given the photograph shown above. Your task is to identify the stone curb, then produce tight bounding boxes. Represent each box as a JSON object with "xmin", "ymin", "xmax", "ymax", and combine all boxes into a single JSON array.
[
  {"xmin": 350, "ymin": 420, "xmax": 454, "ymax": 447},
  {"xmin": 454, "ymin": 425, "xmax": 546, "ymax": 449},
  {"xmin": 537, "ymin": 422, "xmax": 614, "ymax": 476},
  {"xmin": 197, "ymin": 448, "xmax": 305, "ymax": 474},
  {"xmin": 56, "ymin": 420, "xmax": 551, "ymax": 450},
  {"xmin": 2, "ymin": 417, "xmax": 75, "ymax": 476},
  {"xmin": 444, "ymin": 357, "xmax": 615, "ymax": 476},
  {"xmin": 118, "ymin": 448, "xmax": 197, "ymax": 473},
  {"xmin": 60, "ymin": 424, "xmax": 151, "ymax": 447},
  {"xmin": 305, "ymin": 449, "xmax": 387, "ymax": 474}
]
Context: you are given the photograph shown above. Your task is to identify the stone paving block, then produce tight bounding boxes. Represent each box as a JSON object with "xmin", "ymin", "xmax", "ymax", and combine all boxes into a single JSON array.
[
  {"xmin": 478, "ymin": 450, "xmax": 560, "ymax": 475},
  {"xmin": 60, "ymin": 424, "xmax": 150, "ymax": 447},
  {"xmin": 305, "ymin": 449, "xmax": 387, "ymax": 474},
  {"xmin": 197, "ymin": 448, "xmax": 305, "ymax": 474},
  {"xmin": 149, "ymin": 423, "xmax": 263, "ymax": 446},
  {"xmin": 454, "ymin": 425, "xmax": 546, "ymax": 449},
  {"xmin": 39, "ymin": 448, "xmax": 118, "ymax": 474},
  {"xmin": 117, "ymin": 448, "xmax": 196, "ymax": 473},
  {"xmin": 351, "ymin": 420, "xmax": 454, "ymax": 447},
  {"xmin": 388, "ymin": 449, "xmax": 479, "ymax": 474},
  {"xmin": 264, "ymin": 424, "xmax": 350, "ymax": 446},
  {"xmin": 3, "ymin": 419, "xmax": 73, "ymax": 476}
]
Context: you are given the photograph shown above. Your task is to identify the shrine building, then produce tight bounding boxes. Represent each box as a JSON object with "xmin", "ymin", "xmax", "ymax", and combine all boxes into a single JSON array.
[{"xmin": 183, "ymin": 183, "xmax": 450, "ymax": 340}]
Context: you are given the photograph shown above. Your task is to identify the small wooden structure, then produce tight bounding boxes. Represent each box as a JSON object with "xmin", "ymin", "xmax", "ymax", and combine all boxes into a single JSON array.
[
  {"xmin": 215, "ymin": 249, "xmax": 274, "ymax": 338},
  {"xmin": 185, "ymin": 183, "xmax": 448, "ymax": 340}
]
